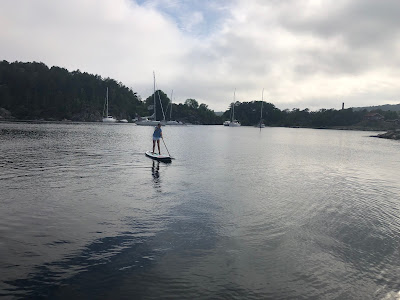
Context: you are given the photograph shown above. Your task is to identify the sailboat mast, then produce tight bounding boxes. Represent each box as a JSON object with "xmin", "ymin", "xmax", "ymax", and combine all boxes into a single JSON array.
[
  {"xmin": 153, "ymin": 71, "xmax": 156, "ymax": 121},
  {"xmin": 232, "ymin": 89, "xmax": 236, "ymax": 121},
  {"xmin": 170, "ymin": 90, "xmax": 173, "ymax": 121},
  {"xmin": 106, "ymin": 87, "xmax": 109, "ymax": 117},
  {"xmin": 261, "ymin": 88, "xmax": 264, "ymax": 121}
]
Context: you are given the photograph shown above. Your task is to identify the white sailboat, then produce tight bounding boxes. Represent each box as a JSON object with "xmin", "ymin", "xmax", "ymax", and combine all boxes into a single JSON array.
[
  {"xmin": 258, "ymin": 88, "xmax": 265, "ymax": 128},
  {"xmin": 102, "ymin": 87, "xmax": 117, "ymax": 123},
  {"xmin": 166, "ymin": 90, "xmax": 183, "ymax": 125},
  {"xmin": 136, "ymin": 72, "xmax": 165, "ymax": 126},
  {"xmin": 223, "ymin": 107, "xmax": 231, "ymax": 125},
  {"xmin": 229, "ymin": 89, "xmax": 241, "ymax": 127}
]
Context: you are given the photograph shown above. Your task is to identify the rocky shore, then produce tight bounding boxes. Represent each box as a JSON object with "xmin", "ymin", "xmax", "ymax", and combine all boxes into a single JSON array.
[
  {"xmin": 0, "ymin": 108, "xmax": 14, "ymax": 120},
  {"xmin": 374, "ymin": 129, "xmax": 400, "ymax": 140},
  {"xmin": 0, "ymin": 107, "xmax": 103, "ymax": 122}
]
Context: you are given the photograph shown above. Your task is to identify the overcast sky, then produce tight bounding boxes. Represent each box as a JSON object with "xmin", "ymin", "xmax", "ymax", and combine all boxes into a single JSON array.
[{"xmin": 1, "ymin": 0, "xmax": 400, "ymax": 111}]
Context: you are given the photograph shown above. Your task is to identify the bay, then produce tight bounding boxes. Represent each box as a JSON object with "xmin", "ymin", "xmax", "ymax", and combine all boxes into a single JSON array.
[{"xmin": 0, "ymin": 122, "xmax": 399, "ymax": 299}]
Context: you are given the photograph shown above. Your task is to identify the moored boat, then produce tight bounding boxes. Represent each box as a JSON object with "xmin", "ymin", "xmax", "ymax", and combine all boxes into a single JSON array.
[{"xmin": 102, "ymin": 87, "xmax": 117, "ymax": 123}]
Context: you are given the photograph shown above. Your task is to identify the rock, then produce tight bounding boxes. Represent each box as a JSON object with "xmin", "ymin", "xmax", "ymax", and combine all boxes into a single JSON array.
[
  {"xmin": 71, "ymin": 109, "xmax": 102, "ymax": 122},
  {"xmin": 376, "ymin": 130, "xmax": 400, "ymax": 140},
  {"xmin": 0, "ymin": 107, "xmax": 13, "ymax": 119}
]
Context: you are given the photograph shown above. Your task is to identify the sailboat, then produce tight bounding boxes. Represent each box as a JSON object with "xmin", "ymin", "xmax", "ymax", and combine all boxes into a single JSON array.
[
  {"xmin": 229, "ymin": 89, "xmax": 241, "ymax": 127},
  {"xmin": 136, "ymin": 72, "xmax": 166, "ymax": 126},
  {"xmin": 223, "ymin": 107, "xmax": 231, "ymax": 125},
  {"xmin": 166, "ymin": 90, "xmax": 183, "ymax": 125},
  {"xmin": 258, "ymin": 88, "xmax": 265, "ymax": 128},
  {"xmin": 102, "ymin": 87, "xmax": 117, "ymax": 123}
]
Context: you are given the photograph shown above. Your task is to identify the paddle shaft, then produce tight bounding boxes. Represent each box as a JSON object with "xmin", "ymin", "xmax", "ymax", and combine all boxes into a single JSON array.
[{"xmin": 162, "ymin": 137, "xmax": 172, "ymax": 157}]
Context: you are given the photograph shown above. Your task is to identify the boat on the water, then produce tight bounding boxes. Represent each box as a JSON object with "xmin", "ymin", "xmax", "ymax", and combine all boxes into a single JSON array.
[
  {"xmin": 166, "ymin": 120, "xmax": 183, "ymax": 125},
  {"xmin": 229, "ymin": 120, "xmax": 241, "ymax": 127},
  {"xmin": 258, "ymin": 88, "xmax": 265, "ymax": 128},
  {"xmin": 229, "ymin": 90, "xmax": 241, "ymax": 127},
  {"xmin": 166, "ymin": 90, "xmax": 184, "ymax": 125},
  {"xmin": 137, "ymin": 72, "xmax": 166, "ymax": 126},
  {"xmin": 136, "ymin": 116, "xmax": 164, "ymax": 126},
  {"xmin": 102, "ymin": 87, "xmax": 117, "ymax": 123}
]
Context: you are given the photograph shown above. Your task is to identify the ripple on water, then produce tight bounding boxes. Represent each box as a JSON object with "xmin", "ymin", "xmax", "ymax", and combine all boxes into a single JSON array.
[{"xmin": 1, "ymin": 124, "xmax": 400, "ymax": 299}]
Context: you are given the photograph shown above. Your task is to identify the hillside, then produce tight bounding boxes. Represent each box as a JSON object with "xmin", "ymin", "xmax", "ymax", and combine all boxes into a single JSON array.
[
  {"xmin": 352, "ymin": 103, "xmax": 400, "ymax": 112},
  {"xmin": 0, "ymin": 60, "xmax": 144, "ymax": 121},
  {"xmin": 0, "ymin": 60, "xmax": 221, "ymax": 124}
]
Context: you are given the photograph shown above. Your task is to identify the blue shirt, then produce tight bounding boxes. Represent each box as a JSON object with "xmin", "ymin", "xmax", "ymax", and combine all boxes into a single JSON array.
[{"xmin": 153, "ymin": 126, "xmax": 162, "ymax": 138}]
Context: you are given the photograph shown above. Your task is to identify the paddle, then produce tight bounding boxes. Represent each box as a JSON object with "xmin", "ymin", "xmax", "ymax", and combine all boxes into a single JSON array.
[{"xmin": 161, "ymin": 136, "xmax": 174, "ymax": 159}]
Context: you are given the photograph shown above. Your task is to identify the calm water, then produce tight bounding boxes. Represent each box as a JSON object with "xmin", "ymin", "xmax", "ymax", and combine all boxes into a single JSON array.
[{"xmin": 0, "ymin": 122, "xmax": 399, "ymax": 299}]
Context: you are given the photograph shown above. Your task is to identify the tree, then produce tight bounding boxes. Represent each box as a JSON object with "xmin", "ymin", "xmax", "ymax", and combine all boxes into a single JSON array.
[{"xmin": 185, "ymin": 98, "xmax": 199, "ymax": 109}]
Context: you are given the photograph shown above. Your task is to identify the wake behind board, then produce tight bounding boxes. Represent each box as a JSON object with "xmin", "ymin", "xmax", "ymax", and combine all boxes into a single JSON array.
[{"xmin": 145, "ymin": 151, "xmax": 172, "ymax": 162}]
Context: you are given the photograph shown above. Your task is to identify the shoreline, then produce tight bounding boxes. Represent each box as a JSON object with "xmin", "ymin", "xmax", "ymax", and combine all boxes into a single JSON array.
[
  {"xmin": 371, "ymin": 129, "xmax": 400, "ymax": 140},
  {"xmin": 0, "ymin": 119, "xmax": 396, "ymax": 132}
]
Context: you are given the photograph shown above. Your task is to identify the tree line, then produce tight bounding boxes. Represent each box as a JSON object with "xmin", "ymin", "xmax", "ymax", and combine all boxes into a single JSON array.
[
  {"xmin": 1, "ymin": 60, "xmax": 399, "ymax": 127},
  {"xmin": 222, "ymin": 102, "xmax": 399, "ymax": 128},
  {"xmin": 0, "ymin": 61, "xmax": 221, "ymax": 124}
]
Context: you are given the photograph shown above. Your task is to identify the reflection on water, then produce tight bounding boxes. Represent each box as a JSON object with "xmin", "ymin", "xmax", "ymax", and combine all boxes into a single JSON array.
[
  {"xmin": 152, "ymin": 160, "xmax": 160, "ymax": 181},
  {"xmin": 152, "ymin": 160, "xmax": 161, "ymax": 191},
  {"xmin": 0, "ymin": 123, "xmax": 400, "ymax": 299}
]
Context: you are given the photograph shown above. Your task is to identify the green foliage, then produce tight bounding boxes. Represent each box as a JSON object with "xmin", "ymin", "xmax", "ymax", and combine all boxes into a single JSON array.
[
  {"xmin": 0, "ymin": 60, "xmax": 141, "ymax": 121},
  {"xmin": 3, "ymin": 60, "xmax": 397, "ymax": 126},
  {"xmin": 370, "ymin": 109, "xmax": 399, "ymax": 120},
  {"xmin": 0, "ymin": 60, "xmax": 223, "ymax": 124},
  {"xmin": 277, "ymin": 108, "xmax": 366, "ymax": 127},
  {"xmin": 220, "ymin": 100, "xmax": 394, "ymax": 128},
  {"xmin": 170, "ymin": 99, "xmax": 221, "ymax": 124},
  {"xmin": 144, "ymin": 90, "xmax": 170, "ymax": 121},
  {"xmin": 222, "ymin": 101, "xmax": 281, "ymax": 126},
  {"xmin": 141, "ymin": 92, "xmax": 221, "ymax": 124},
  {"xmin": 184, "ymin": 98, "xmax": 199, "ymax": 109}
]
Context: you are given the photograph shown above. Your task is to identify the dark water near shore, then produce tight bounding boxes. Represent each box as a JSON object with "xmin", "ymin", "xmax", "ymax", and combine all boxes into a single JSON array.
[{"xmin": 0, "ymin": 122, "xmax": 399, "ymax": 299}]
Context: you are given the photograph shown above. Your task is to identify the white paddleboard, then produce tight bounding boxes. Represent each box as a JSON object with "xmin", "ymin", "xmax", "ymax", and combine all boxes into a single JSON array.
[{"xmin": 145, "ymin": 151, "xmax": 172, "ymax": 161}]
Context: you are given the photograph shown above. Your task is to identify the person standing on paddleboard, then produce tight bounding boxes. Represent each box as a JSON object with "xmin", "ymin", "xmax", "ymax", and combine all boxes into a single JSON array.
[{"xmin": 152, "ymin": 123, "xmax": 163, "ymax": 154}]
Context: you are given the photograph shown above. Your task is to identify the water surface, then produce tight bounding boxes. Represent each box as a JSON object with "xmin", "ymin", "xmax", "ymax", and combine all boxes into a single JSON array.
[{"xmin": 0, "ymin": 123, "xmax": 399, "ymax": 299}]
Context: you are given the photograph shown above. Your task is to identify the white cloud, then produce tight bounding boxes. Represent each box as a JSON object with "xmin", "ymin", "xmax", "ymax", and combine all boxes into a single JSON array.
[{"xmin": 1, "ymin": 0, "xmax": 400, "ymax": 111}]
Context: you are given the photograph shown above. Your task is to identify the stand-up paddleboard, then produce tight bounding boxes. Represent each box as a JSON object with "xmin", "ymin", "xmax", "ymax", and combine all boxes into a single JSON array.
[{"xmin": 145, "ymin": 151, "xmax": 172, "ymax": 162}]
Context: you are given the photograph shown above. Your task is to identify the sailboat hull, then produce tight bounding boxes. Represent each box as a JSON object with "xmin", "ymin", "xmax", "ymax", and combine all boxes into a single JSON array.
[
  {"xmin": 103, "ymin": 116, "xmax": 117, "ymax": 122},
  {"xmin": 166, "ymin": 120, "xmax": 184, "ymax": 125},
  {"xmin": 136, "ymin": 120, "xmax": 166, "ymax": 126},
  {"xmin": 229, "ymin": 121, "xmax": 241, "ymax": 127}
]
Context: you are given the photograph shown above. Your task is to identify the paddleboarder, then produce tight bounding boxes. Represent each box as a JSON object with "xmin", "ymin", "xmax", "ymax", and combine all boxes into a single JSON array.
[{"xmin": 152, "ymin": 123, "xmax": 163, "ymax": 154}]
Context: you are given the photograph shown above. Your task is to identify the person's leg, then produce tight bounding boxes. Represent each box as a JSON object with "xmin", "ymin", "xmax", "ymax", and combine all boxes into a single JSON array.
[
  {"xmin": 152, "ymin": 140, "xmax": 155, "ymax": 153},
  {"xmin": 157, "ymin": 140, "xmax": 161, "ymax": 154}
]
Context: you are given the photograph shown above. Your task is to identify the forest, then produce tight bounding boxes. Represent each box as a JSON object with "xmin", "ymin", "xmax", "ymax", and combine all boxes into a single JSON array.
[
  {"xmin": 223, "ymin": 102, "xmax": 399, "ymax": 128},
  {"xmin": 0, "ymin": 61, "xmax": 221, "ymax": 124},
  {"xmin": 1, "ymin": 60, "xmax": 399, "ymax": 128}
]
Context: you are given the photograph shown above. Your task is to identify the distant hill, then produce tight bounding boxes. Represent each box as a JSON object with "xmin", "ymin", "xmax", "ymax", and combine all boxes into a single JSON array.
[
  {"xmin": 214, "ymin": 111, "xmax": 224, "ymax": 116},
  {"xmin": 352, "ymin": 103, "xmax": 400, "ymax": 112}
]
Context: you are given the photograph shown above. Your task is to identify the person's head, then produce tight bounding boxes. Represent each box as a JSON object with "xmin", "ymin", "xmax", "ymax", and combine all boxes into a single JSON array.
[{"xmin": 157, "ymin": 123, "xmax": 161, "ymax": 127}]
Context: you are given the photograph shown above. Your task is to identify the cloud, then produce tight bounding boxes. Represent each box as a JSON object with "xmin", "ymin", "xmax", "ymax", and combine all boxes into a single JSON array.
[{"xmin": 1, "ymin": 0, "xmax": 400, "ymax": 111}]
